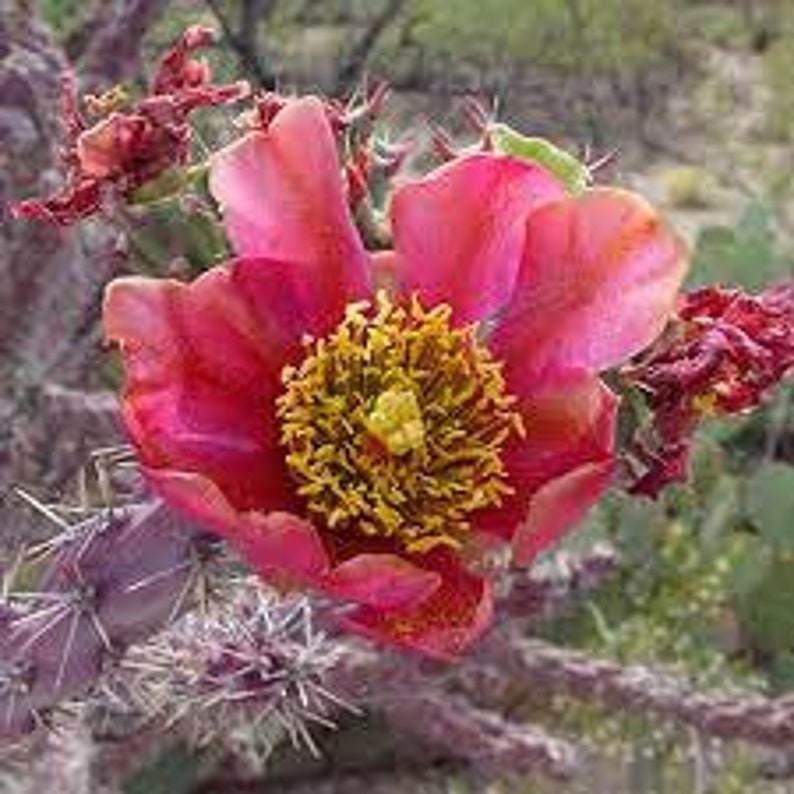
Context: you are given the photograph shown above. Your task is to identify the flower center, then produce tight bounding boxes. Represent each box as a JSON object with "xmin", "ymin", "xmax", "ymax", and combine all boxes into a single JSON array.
[{"xmin": 277, "ymin": 293, "xmax": 525, "ymax": 554}]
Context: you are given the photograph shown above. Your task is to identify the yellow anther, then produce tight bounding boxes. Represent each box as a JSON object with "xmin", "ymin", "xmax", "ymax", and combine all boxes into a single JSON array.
[
  {"xmin": 85, "ymin": 85, "xmax": 131, "ymax": 116},
  {"xmin": 691, "ymin": 392, "xmax": 720, "ymax": 417},
  {"xmin": 366, "ymin": 387, "xmax": 425, "ymax": 456}
]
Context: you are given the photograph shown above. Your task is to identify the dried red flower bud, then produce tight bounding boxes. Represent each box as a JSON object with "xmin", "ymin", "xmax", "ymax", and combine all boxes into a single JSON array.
[
  {"xmin": 623, "ymin": 282, "xmax": 794, "ymax": 496},
  {"xmin": 151, "ymin": 24, "xmax": 216, "ymax": 95},
  {"xmin": 345, "ymin": 145, "xmax": 373, "ymax": 206},
  {"xmin": 12, "ymin": 27, "xmax": 247, "ymax": 226},
  {"xmin": 250, "ymin": 91, "xmax": 290, "ymax": 130}
]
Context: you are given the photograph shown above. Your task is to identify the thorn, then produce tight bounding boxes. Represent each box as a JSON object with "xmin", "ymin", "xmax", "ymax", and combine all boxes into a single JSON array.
[
  {"xmin": 12, "ymin": 489, "xmax": 71, "ymax": 530},
  {"xmin": 165, "ymin": 564, "xmax": 198, "ymax": 626},
  {"xmin": 588, "ymin": 148, "xmax": 619, "ymax": 176},
  {"xmin": 89, "ymin": 610, "xmax": 114, "ymax": 654},
  {"xmin": 1, "ymin": 546, "xmax": 27, "ymax": 602},
  {"xmin": 54, "ymin": 610, "xmax": 82, "ymax": 695},
  {"xmin": 460, "ymin": 96, "xmax": 491, "ymax": 133},
  {"xmin": 123, "ymin": 559, "xmax": 192, "ymax": 594},
  {"xmin": 427, "ymin": 121, "xmax": 458, "ymax": 162}
]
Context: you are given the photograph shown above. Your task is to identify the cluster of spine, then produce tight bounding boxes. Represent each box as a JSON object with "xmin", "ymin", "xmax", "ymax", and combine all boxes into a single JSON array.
[
  {"xmin": 121, "ymin": 583, "xmax": 353, "ymax": 756},
  {"xmin": 0, "ymin": 500, "xmax": 219, "ymax": 742}
]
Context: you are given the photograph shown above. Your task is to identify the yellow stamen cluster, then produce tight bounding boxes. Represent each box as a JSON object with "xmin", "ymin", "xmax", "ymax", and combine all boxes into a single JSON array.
[{"xmin": 277, "ymin": 292, "xmax": 525, "ymax": 554}]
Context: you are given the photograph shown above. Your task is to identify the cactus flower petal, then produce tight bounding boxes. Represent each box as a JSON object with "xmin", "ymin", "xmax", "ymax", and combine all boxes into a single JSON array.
[
  {"xmin": 390, "ymin": 152, "xmax": 565, "ymax": 325},
  {"xmin": 323, "ymin": 554, "xmax": 442, "ymax": 609},
  {"xmin": 209, "ymin": 96, "xmax": 371, "ymax": 332},
  {"xmin": 475, "ymin": 371, "xmax": 617, "ymax": 554},
  {"xmin": 340, "ymin": 549, "xmax": 493, "ymax": 659},
  {"xmin": 491, "ymin": 189, "xmax": 688, "ymax": 391},
  {"xmin": 104, "ymin": 259, "xmax": 321, "ymax": 514}
]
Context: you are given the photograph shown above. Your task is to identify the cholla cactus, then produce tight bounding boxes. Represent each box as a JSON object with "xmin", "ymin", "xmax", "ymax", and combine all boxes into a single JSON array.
[
  {"xmin": 0, "ymin": 501, "xmax": 219, "ymax": 741},
  {"xmin": 122, "ymin": 582, "xmax": 354, "ymax": 756}
]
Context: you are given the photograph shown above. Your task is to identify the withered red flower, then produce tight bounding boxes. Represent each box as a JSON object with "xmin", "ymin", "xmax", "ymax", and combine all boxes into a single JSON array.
[
  {"xmin": 624, "ymin": 282, "xmax": 794, "ymax": 497},
  {"xmin": 13, "ymin": 26, "xmax": 247, "ymax": 226},
  {"xmin": 103, "ymin": 97, "xmax": 687, "ymax": 656}
]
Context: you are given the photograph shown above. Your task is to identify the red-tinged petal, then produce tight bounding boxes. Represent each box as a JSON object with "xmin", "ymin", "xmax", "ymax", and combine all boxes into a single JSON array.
[
  {"xmin": 491, "ymin": 189, "xmax": 688, "ymax": 389},
  {"xmin": 240, "ymin": 511, "xmax": 331, "ymax": 583},
  {"xmin": 340, "ymin": 550, "xmax": 493, "ymax": 658},
  {"xmin": 146, "ymin": 468, "xmax": 329, "ymax": 582},
  {"xmin": 104, "ymin": 257, "xmax": 319, "ymax": 512},
  {"xmin": 390, "ymin": 152, "xmax": 565, "ymax": 325},
  {"xmin": 323, "ymin": 554, "xmax": 441, "ymax": 610},
  {"xmin": 511, "ymin": 459, "xmax": 614, "ymax": 565},
  {"xmin": 475, "ymin": 371, "xmax": 617, "ymax": 541},
  {"xmin": 119, "ymin": 376, "xmax": 294, "ymax": 511},
  {"xmin": 12, "ymin": 179, "xmax": 102, "ymax": 226},
  {"xmin": 209, "ymin": 96, "xmax": 371, "ymax": 331}
]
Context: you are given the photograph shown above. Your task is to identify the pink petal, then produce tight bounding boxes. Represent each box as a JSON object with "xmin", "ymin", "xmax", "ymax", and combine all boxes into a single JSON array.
[
  {"xmin": 511, "ymin": 459, "xmax": 614, "ymax": 565},
  {"xmin": 103, "ymin": 258, "xmax": 317, "ymax": 512},
  {"xmin": 119, "ymin": 376, "xmax": 293, "ymax": 511},
  {"xmin": 147, "ymin": 468, "xmax": 329, "ymax": 582},
  {"xmin": 340, "ymin": 550, "xmax": 493, "ymax": 658},
  {"xmin": 241, "ymin": 511, "xmax": 331, "ymax": 583},
  {"xmin": 324, "ymin": 554, "xmax": 441, "ymax": 609},
  {"xmin": 491, "ymin": 188, "xmax": 688, "ymax": 390},
  {"xmin": 390, "ymin": 153, "xmax": 565, "ymax": 325},
  {"xmin": 209, "ymin": 97, "xmax": 370, "ymax": 332},
  {"xmin": 323, "ymin": 554, "xmax": 441, "ymax": 610},
  {"xmin": 475, "ymin": 371, "xmax": 617, "ymax": 542}
]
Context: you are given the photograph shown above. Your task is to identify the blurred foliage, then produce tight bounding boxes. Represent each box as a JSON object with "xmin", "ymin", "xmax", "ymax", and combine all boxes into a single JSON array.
[
  {"xmin": 763, "ymin": 6, "xmax": 794, "ymax": 143},
  {"xmin": 38, "ymin": 0, "xmax": 687, "ymax": 122},
  {"xmin": 38, "ymin": 0, "xmax": 90, "ymax": 38},
  {"xmin": 690, "ymin": 201, "xmax": 794, "ymax": 290},
  {"xmin": 659, "ymin": 165, "xmax": 720, "ymax": 210},
  {"xmin": 402, "ymin": 0, "xmax": 681, "ymax": 77}
]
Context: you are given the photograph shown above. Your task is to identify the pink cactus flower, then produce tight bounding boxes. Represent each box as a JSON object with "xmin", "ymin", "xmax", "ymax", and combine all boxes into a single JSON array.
[{"xmin": 103, "ymin": 97, "xmax": 687, "ymax": 657}]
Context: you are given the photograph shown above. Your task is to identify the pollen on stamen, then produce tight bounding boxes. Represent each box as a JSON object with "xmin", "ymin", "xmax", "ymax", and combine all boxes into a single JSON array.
[{"xmin": 276, "ymin": 292, "xmax": 525, "ymax": 555}]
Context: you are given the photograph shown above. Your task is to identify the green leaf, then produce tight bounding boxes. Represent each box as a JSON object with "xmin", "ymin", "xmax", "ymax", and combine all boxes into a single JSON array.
[
  {"xmin": 726, "ymin": 534, "xmax": 772, "ymax": 600},
  {"xmin": 609, "ymin": 494, "xmax": 668, "ymax": 566},
  {"xmin": 700, "ymin": 475, "xmax": 741, "ymax": 548},
  {"xmin": 490, "ymin": 123, "xmax": 590, "ymax": 193}
]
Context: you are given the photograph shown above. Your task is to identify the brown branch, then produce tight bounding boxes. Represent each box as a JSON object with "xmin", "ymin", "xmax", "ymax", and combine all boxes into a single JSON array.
[
  {"xmin": 75, "ymin": 0, "xmax": 172, "ymax": 89},
  {"xmin": 204, "ymin": 0, "xmax": 277, "ymax": 90},
  {"xmin": 333, "ymin": 0, "xmax": 408, "ymax": 96},
  {"xmin": 380, "ymin": 690, "xmax": 577, "ymax": 780},
  {"xmin": 479, "ymin": 633, "xmax": 794, "ymax": 748}
]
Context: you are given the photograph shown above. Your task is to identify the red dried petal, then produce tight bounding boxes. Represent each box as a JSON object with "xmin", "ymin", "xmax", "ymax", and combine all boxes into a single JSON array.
[
  {"xmin": 625, "ymin": 282, "xmax": 794, "ymax": 496},
  {"xmin": 13, "ymin": 26, "xmax": 246, "ymax": 226}
]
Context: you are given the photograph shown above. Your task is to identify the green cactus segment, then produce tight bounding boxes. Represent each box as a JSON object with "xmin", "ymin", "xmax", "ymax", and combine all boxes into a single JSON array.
[{"xmin": 490, "ymin": 123, "xmax": 590, "ymax": 194}]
